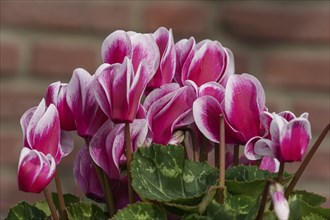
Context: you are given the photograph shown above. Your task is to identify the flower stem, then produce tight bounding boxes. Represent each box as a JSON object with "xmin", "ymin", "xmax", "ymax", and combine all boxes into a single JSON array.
[
  {"xmin": 183, "ymin": 128, "xmax": 198, "ymax": 161},
  {"xmin": 233, "ymin": 144, "xmax": 240, "ymax": 166},
  {"xmin": 285, "ymin": 123, "xmax": 330, "ymax": 198},
  {"xmin": 125, "ymin": 122, "xmax": 134, "ymax": 203},
  {"xmin": 215, "ymin": 144, "xmax": 219, "ymax": 168},
  {"xmin": 256, "ymin": 179, "xmax": 273, "ymax": 220},
  {"xmin": 55, "ymin": 170, "xmax": 68, "ymax": 220},
  {"xmin": 43, "ymin": 187, "xmax": 59, "ymax": 220},
  {"xmin": 218, "ymin": 115, "xmax": 226, "ymax": 204},
  {"xmin": 200, "ymin": 135, "xmax": 208, "ymax": 162},
  {"xmin": 102, "ymin": 172, "xmax": 116, "ymax": 217},
  {"xmin": 277, "ymin": 162, "xmax": 285, "ymax": 183}
]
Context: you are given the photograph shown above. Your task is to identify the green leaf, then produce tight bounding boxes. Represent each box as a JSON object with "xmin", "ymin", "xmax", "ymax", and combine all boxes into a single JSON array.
[
  {"xmin": 224, "ymin": 193, "xmax": 260, "ymax": 219},
  {"xmin": 111, "ymin": 202, "xmax": 166, "ymax": 220},
  {"xmin": 205, "ymin": 201, "xmax": 235, "ymax": 220},
  {"xmin": 182, "ymin": 213, "xmax": 208, "ymax": 220},
  {"xmin": 164, "ymin": 186, "xmax": 219, "ymax": 214},
  {"xmin": 302, "ymin": 213, "xmax": 327, "ymax": 220},
  {"xmin": 5, "ymin": 201, "xmax": 47, "ymax": 220},
  {"xmin": 225, "ymin": 165, "xmax": 292, "ymax": 196},
  {"xmin": 51, "ymin": 193, "xmax": 80, "ymax": 209},
  {"xmin": 34, "ymin": 201, "xmax": 51, "ymax": 217},
  {"xmin": 131, "ymin": 144, "xmax": 218, "ymax": 206},
  {"xmin": 289, "ymin": 195, "xmax": 330, "ymax": 220},
  {"xmin": 66, "ymin": 201, "xmax": 107, "ymax": 220},
  {"xmin": 291, "ymin": 190, "xmax": 326, "ymax": 207}
]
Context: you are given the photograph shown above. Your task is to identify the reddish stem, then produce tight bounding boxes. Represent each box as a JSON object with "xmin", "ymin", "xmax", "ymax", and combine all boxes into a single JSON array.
[{"xmin": 125, "ymin": 122, "xmax": 134, "ymax": 203}]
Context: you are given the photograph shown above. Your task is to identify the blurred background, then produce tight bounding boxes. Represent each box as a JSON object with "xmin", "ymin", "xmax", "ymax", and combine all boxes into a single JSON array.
[{"xmin": 0, "ymin": 0, "xmax": 329, "ymax": 217}]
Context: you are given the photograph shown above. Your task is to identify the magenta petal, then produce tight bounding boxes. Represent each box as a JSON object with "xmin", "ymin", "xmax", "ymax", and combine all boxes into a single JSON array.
[
  {"xmin": 18, "ymin": 148, "xmax": 56, "ymax": 193},
  {"xmin": 199, "ymin": 82, "xmax": 225, "ymax": 103},
  {"xmin": 148, "ymin": 27, "xmax": 176, "ymax": 89},
  {"xmin": 260, "ymin": 111, "xmax": 273, "ymax": 138},
  {"xmin": 278, "ymin": 111, "xmax": 296, "ymax": 122},
  {"xmin": 174, "ymin": 37, "xmax": 195, "ymax": 85},
  {"xmin": 73, "ymin": 144, "xmax": 105, "ymax": 202},
  {"xmin": 279, "ymin": 118, "xmax": 311, "ymax": 162},
  {"xmin": 143, "ymin": 83, "xmax": 180, "ymax": 111},
  {"xmin": 185, "ymin": 40, "xmax": 227, "ymax": 86},
  {"xmin": 259, "ymin": 156, "xmax": 280, "ymax": 173},
  {"xmin": 101, "ymin": 30, "xmax": 132, "ymax": 64},
  {"xmin": 130, "ymin": 33, "xmax": 160, "ymax": 79},
  {"xmin": 60, "ymin": 131, "xmax": 74, "ymax": 156},
  {"xmin": 128, "ymin": 61, "xmax": 149, "ymax": 121},
  {"xmin": 193, "ymin": 96, "xmax": 222, "ymax": 143},
  {"xmin": 225, "ymin": 74, "xmax": 266, "ymax": 142},
  {"xmin": 130, "ymin": 119, "xmax": 148, "ymax": 152}
]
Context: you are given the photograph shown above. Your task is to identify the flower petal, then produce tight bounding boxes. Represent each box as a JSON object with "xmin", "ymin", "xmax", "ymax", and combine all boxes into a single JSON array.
[
  {"xmin": 101, "ymin": 30, "xmax": 132, "ymax": 64},
  {"xmin": 199, "ymin": 82, "xmax": 225, "ymax": 103},
  {"xmin": 279, "ymin": 118, "xmax": 312, "ymax": 162},
  {"xmin": 259, "ymin": 156, "xmax": 280, "ymax": 173},
  {"xmin": 225, "ymin": 74, "xmax": 266, "ymax": 142},
  {"xmin": 272, "ymin": 191, "xmax": 290, "ymax": 220},
  {"xmin": 193, "ymin": 96, "xmax": 222, "ymax": 143},
  {"xmin": 20, "ymin": 106, "xmax": 37, "ymax": 148}
]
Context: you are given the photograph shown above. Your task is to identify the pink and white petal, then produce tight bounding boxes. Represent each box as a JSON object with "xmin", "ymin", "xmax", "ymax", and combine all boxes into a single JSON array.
[
  {"xmin": 110, "ymin": 125, "xmax": 125, "ymax": 179},
  {"xmin": 199, "ymin": 82, "xmax": 225, "ymax": 103},
  {"xmin": 193, "ymin": 96, "xmax": 222, "ymax": 143},
  {"xmin": 172, "ymin": 109, "xmax": 194, "ymax": 132},
  {"xmin": 219, "ymin": 48, "xmax": 234, "ymax": 86},
  {"xmin": 300, "ymin": 112, "xmax": 309, "ymax": 119},
  {"xmin": 279, "ymin": 111, "xmax": 296, "ymax": 122},
  {"xmin": 20, "ymin": 107, "xmax": 37, "ymax": 148},
  {"xmin": 130, "ymin": 33, "xmax": 160, "ymax": 79},
  {"xmin": 60, "ymin": 130, "xmax": 74, "ymax": 156},
  {"xmin": 186, "ymin": 40, "xmax": 226, "ymax": 86},
  {"xmin": 260, "ymin": 111, "xmax": 273, "ymax": 138},
  {"xmin": 143, "ymin": 83, "xmax": 180, "ymax": 111},
  {"xmin": 130, "ymin": 119, "xmax": 149, "ymax": 152},
  {"xmin": 244, "ymin": 136, "xmax": 263, "ymax": 160},
  {"xmin": 136, "ymin": 104, "xmax": 147, "ymax": 119},
  {"xmin": 33, "ymin": 153, "xmax": 56, "ymax": 192},
  {"xmin": 270, "ymin": 114, "xmax": 288, "ymax": 146},
  {"xmin": 254, "ymin": 138, "xmax": 276, "ymax": 158},
  {"xmin": 31, "ymin": 104, "xmax": 61, "ymax": 161},
  {"xmin": 101, "ymin": 30, "xmax": 132, "ymax": 64},
  {"xmin": 89, "ymin": 120, "xmax": 114, "ymax": 177},
  {"xmin": 168, "ymin": 130, "xmax": 185, "ymax": 145},
  {"xmin": 128, "ymin": 61, "xmax": 149, "ymax": 122},
  {"xmin": 225, "ymin": 74, "xmax": 265, "ymax": 141},
  {"xmin": 174, "ymin": 37, "xmax": 195, "ymax": 84},
  {"xmin": 272, "ymin": 191, "xmax": 290, "ymax": 220},
  {"xmin": 259, "ymin": 156, "xmax": 280, "ymax": 173},
  {"xmin": 279, "ymin": 118, "xmax": 311, "ymax": 162},
  {"xmin": 45, "ymin": 81, "xmax": 61, "ymax": 106},
  {"xmin": 93, "ymin": 64, "xmax": 113, "ymax": 118},
  {"xmin": 67, "ymin": 68, "xmax": 93, "ymax": 117}
]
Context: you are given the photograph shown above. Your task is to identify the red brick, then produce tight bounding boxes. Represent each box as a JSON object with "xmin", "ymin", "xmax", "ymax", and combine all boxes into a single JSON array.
[
  {"xmin": 220, "ymin": 5, "xmax": 330, "ymax": 43},
  {"xmin": 31, "ymin": 41, "xmax": 98, "ymax": 79},
  {"xmin": 0, "ymin": 1, "xmax": 130, "ymax": 33},
  {"xmin": 144, "ymin": 4, "xmax": 208, "ymax": 36},
  {"xmin": 263, "ymin": 52, "xmax": 329, "ymax": 91},
  {"xmin": 0, "ymin": 82, "xmax": 44, "ymax": 122},
  {"xmin": 293, "ymin": 98, "xmax": 330, "ymax": 132},
  {"xmin": 0, "ymin": 129, "xmax": 22, "ymax": 166},
  {"xmin": 0, "ymin": 42, "xmax": 19, "ymax": 76}
]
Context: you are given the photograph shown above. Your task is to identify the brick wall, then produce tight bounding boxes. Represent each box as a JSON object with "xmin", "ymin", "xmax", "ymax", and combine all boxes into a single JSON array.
[{"xmin": 0, "ymin": 1, "xmax": 329, "ymax": 217}]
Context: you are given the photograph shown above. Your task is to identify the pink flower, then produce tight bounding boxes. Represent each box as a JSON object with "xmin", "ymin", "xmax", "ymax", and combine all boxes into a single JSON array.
[
  {"xmin": 73, "ymin": 144, "xmax": 105, "ymax": 203},
  {"xmin": 101, "ymin": 30, "xmax": 160, "ymax": 80},
  {"xmin": 20, "ymin": 99, "xmax": 72, "ymax": 164},
  {"xmin": 146, "ymin": 27, "xmax": 176, "ymax": 92},
  {"xmin": 45, "ymin": 81, "xmax": 76, "ymax": 131},
  {"xmin": 66, "ymin": 68, "xmax": 108, "ymax": 138},
  {"xmin": 193, "ymin": 74, "xmax": 266, "ymax": 144},
  {"xmin": 89, "ymin": 119, "xmax": 148, "ymax": 180},
  {"xmin": 144, "ymin": 82, "xmax": 197, "ymax": 145},
  {"xmin": 270, "ymin": 183, "xmax": 290, "ymax": 220},
  {"xmin": 93, "ymin": 58, "xmax": 149, "ymax": 123},
  {"xmin": 245, "ymin": 112, "xmax": 311, "ymax": 163},
  {"xmin": 18, "ymin": 148, "xmax": 56, "ymax": 193},
  {"xmin": 174, "ymin": 37, "xmax": 234, "ymax": 87}
]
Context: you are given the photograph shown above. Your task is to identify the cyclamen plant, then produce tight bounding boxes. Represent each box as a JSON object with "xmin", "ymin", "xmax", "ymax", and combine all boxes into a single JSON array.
[{"xmin": 6, "ymin": 27, "xmax": 330, "ymax": 220}]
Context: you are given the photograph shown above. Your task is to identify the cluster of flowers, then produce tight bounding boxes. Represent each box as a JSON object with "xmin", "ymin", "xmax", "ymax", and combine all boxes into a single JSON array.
[{"xmin": 17, "ymin": 27, "xmax": 311, "ymax": 210}]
